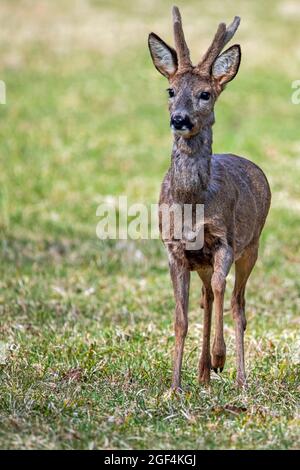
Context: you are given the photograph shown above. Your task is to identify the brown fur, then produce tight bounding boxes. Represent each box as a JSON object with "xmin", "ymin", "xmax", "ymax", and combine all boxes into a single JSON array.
[{"xmin": 148, "ymin": 7, "xmax": 271, "ymax": 389}]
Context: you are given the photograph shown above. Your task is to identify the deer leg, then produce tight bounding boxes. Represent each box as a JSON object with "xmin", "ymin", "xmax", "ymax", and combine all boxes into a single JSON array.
[
  {"xmin": 200, "ymin": 285, "xmax": 205, "ymax": 309},
  {"xmin": 197, "ymin": 269, "xmax": 213, "ymax": 384},
  {"xmin": 169, "ymin": 255, "xmax": 190, "ymax": 391},
  {"xmin": 211, "ymin": 245, "xmax": 233, "ymax": 372},
  {"xmin": 232, "ymin": 244, "xmax": 258, "ymax": 387}
]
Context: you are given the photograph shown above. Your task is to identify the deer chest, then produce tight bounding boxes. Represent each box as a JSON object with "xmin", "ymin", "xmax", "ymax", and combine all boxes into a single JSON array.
[{"xmin": 166, "ymin": 228, "xmax": 220, "ymax": 271}]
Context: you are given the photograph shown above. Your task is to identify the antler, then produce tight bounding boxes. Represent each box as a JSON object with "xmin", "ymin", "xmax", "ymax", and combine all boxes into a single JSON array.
[
  {"xmin": 172, "ymin": 6, "xmax": 192, "ymax": 71},
  {"xmin": 197, "ymin": 16, "xmax": 241, "ymax": 74}
]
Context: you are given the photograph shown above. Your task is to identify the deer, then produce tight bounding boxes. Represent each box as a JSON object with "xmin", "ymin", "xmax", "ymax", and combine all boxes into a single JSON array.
[{"xmin": 148, "ymin": 6, "xmax": 271, "ymax": 390}]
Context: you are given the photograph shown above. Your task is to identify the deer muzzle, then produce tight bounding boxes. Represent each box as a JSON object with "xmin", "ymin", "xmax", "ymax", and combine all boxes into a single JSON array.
[{"xmin": 171, "ymin": 113, "xmax": 194, "ymax": 132}]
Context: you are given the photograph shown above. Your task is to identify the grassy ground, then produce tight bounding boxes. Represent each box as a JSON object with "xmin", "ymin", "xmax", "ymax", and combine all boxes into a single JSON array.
[{"xmin": 0, "ymin": 0, "xmax": 299, "ymax": 449}]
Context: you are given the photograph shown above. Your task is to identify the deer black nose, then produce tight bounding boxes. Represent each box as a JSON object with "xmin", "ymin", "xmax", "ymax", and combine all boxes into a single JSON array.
[{"xmin": 171, "ymin": 114, "xmax": 193, "ymax": 130}]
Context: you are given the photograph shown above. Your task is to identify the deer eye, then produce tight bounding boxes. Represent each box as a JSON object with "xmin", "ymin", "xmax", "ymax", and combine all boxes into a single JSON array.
[
  {"xmin": 199, "ymin": 91, "xmax": 211, "ymax": 101},
  {"xmin": 167, "ymin": 88, "xmax": 175, "ymax": 98}
]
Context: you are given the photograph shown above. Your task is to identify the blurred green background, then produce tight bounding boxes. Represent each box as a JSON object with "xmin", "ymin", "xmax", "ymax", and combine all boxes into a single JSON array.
[{"xmin": 0, "ymin": 0, "xmax": 299, "ymax": 449}]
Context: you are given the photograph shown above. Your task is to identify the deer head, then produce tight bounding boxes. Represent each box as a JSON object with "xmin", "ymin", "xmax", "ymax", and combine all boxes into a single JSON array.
[{"xmin": 148, "ymin": 6, "xmax": 241, "ymax": 138}]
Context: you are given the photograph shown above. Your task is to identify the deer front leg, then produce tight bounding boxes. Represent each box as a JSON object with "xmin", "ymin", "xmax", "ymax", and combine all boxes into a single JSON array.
[
  {"xmin": 169, "ymin": 253, "xmax": 190, "ymax": 391},
  {"xmin": 211, "ymin": 245, "xmax": 233, "ymax": 372},
  {"xmin": 200, "ymin": 285, "xmax": 205, "ymax": 309},
  {"xmin": 197, "ymin": 269, "xmax": 213, "ymax": 384}
]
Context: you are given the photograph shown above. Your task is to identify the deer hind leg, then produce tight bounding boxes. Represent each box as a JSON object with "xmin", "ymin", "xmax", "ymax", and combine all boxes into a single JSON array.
[
  {"xmin": 211, "ymin": 245, "xmax": 233, "ymax": 372},
  {"xmin": 169, "ymin": 254, "xmax": 190, "ymax": 391},
  {"xmin": 197, "ymin": 269, "xmax": 213, "ymax": 384},
  {"xmin": 232, "ymin": 243, "xmax": 258, "ymax": 387}
]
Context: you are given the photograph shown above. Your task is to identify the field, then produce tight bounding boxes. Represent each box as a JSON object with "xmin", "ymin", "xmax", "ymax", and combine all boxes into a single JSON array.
[{"xmin": 0, "ymin": 0, "xmax": 299, "ymax": 449}]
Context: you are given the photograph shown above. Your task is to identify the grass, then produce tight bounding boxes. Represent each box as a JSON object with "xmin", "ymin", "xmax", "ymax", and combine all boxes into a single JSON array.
[{"xmin": 0, "ymin": 0, "xmax": 299, "ymax": 449}]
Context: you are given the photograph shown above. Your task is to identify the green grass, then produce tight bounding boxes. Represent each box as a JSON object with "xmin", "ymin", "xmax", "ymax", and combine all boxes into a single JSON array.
[{"xmin": 0, "ymin": 0, "xmax": 299, "ymax": 449}]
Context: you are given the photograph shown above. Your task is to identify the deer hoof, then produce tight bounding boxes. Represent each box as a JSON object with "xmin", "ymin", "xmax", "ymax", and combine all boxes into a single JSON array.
[
  {"xmin": 198, "ymin": 367, "xmax": 211, "ymax": 385},
  {"xmin": 236, "ymin": 376, "xmax": 247, "ymax": 389},
  {"xmin": 212, "ymin": 366, "xmax": 224, "ymax": 374},
  {"xmin": 211, "ymin": 353, "xmax": 226, "ymax": 371},
  {"xmin": 170, "ymin": 385, "xmax": 183, "ymax": 394},
  {"xmin": 198, "ymin": 356, "xmax": 211, "ymax": 384}
]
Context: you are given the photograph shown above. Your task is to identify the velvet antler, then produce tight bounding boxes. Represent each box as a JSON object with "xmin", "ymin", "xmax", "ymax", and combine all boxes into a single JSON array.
[
  {"xmin": 172, "ymin": 6, "xmax": 192, "ymax": 72},
  {"xmin": 197, "ymin": 16, "xmax": 241, "ymax": 74}
]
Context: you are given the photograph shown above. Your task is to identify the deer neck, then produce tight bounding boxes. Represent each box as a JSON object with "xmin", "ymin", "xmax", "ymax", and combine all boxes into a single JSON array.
[{"xmin": 171, "ymin": 118, "xmax": 213, "ymax": 204}]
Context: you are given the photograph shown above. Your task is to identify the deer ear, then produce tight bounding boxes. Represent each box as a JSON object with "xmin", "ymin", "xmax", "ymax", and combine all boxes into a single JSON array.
[
  {"xmin": 212, "ymin": 45, "xmax": 241, "ymax": 86},
  {"xmin": 148, "ymin": 33, "xmax": 178, "ymax": 78}
]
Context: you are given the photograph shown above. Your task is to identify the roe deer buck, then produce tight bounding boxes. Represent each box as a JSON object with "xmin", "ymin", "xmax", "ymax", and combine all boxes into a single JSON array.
[{"xmin": 148, "ymin": 6, "xmax": 271, "ymax": 389}]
